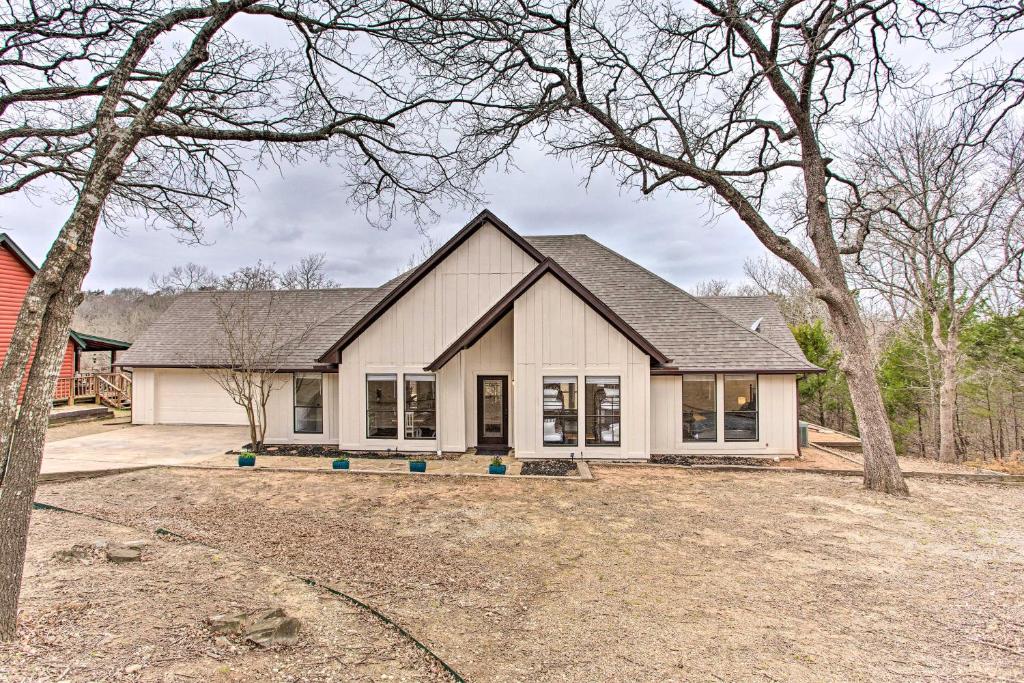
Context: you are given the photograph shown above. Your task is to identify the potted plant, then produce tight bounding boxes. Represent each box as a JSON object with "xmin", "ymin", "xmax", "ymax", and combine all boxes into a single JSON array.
[
  {"xmin": 488, "ymin": 456, "xmax": 507, "ymax": 475},
  {"xmin": 332, "ymin": 454, "xmax": 350, "ymax": 470},
  {"xmin": 408, "ymin": 458, "xmax": 427, "ymax": 473},
  {"xmin": 237, "ymin": 450, "xmax": 256, "ymax": 467}
]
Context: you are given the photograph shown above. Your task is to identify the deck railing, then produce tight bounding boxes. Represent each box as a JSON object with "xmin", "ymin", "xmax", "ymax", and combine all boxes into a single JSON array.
[{"xmin": 53, "ymin": 371, "xmax": 132, "ymax": 407}]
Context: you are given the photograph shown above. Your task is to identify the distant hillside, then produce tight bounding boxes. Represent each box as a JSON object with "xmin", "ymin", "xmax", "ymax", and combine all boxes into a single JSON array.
[{"xmin": 72, "ymin": 288, "xmax": 178, "ymax": 343}]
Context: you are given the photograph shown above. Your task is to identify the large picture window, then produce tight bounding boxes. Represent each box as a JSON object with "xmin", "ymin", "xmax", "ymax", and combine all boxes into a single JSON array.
[
  {"xmin": 724, "ymin": 374, "xmax": 758, "ymax": 441},
  {"xmin": 682, "ymin": 374, "xmax": 717, "ymax": 442},
  {"xmin": 585, "ymin": 376, "xmax": 620, "ymax": 446},
  {"xmin": 294, "ymin": 373, "xmax": 323, "ymax": 434},
  {"xmin": 366, "ymin": 374, "xmax": 398, "ymax": 439},
  {"xmin": 542, "ymin": 376, "xmax": 578, "ymax": 446},
  {"xmin": 404, "ymin": 374, "xmax": 436, "ymax": 440}
]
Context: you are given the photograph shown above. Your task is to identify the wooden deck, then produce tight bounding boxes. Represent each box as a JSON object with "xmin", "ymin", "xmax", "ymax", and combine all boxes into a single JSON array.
[{"xmin": 53, "ymin": 372, "xmax": 132, "ymax": 409}]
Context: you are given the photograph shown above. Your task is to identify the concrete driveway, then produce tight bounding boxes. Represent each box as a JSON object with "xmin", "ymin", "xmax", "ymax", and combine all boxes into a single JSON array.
[{"xmin": 41, "ymin": 424, "xmax": 248, "ymax": 476}]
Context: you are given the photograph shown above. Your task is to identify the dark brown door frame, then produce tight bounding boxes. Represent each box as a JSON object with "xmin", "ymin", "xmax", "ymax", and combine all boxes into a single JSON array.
[{"xmin": 476, "ymin": 375, "xmax": 509, "ymax": 446}]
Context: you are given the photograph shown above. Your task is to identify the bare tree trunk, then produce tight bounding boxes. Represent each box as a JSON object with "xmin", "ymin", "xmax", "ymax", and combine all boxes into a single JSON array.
[
  {"xmin": 937, "ymin": 348, "xmax": 959, "ymax": 463},
  {"xmin": 829, "ymin": 303, "xmax": 909, "ymax": 495},
  {"xmin": 986, "ymin": 382, "xmax": 998, "ymax": 460},
  {"xmin": 0, "ymin": 204, "xmax": 103, "ymax": 478},
  {"xmin": 916, "ymin": 403, "xmax": 925, "ymax": 458},
  {"xmin": 0, "ymin": 285, "xmax": 83, "ymax": 639}
]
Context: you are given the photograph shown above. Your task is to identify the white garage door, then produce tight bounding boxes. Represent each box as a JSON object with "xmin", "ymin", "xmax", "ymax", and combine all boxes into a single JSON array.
[{"xmin": 154, "ymin": 369, "xmax": 247, "ymax": 425}]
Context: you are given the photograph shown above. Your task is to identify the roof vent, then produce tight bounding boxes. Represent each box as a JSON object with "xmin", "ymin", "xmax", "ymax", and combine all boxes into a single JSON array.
[{"xmin": 750, "ymin": 317, "xmax": 763, "ymax": 333}]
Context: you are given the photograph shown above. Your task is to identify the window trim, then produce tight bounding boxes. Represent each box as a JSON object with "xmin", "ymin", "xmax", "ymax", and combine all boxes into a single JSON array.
[
  {"xmin": 293, "ymin": 372, "xmax": 324, "ymax": 435},
  {"xmin": 542, "ymin": 375, "xmax": 579, "ymax": 447},
  {"xmin": 682, "ymin": 373, "xmax": 718, "ymax": 443},
  {"xmin": 585, "ymin": 375, "xmax": 621, "ymax": 447},
  {"xmin": 403, "ymin": 373, "xmax": 437, "ymax": 441},
  {"xmin": 723, "ymin": 373, "xmax": 759, "ymax": 443},
  {"xmin": 366, "ymin": 373, "xmax": 399, "ymax": 440}
]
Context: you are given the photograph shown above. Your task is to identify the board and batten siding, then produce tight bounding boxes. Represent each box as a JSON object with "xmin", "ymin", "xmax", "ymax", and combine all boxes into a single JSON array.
[
  {"xmin": 264, "ymin": 372, "xmax": 339, "ymax": 444},
  {"xmin": 338, "ymin": 221, "xmax": 537, "ymax": 451},
  {"xmin": 513, "ymin": 272, "xmax": 650, "ymax": 460},
  {"xmin": 650, "ymin": 373, "xmax": 798, "ymax": 456}
]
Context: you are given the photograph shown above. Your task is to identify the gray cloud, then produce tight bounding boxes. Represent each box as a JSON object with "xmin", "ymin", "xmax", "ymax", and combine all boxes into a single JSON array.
[{"xmin": 0, "ymin": 140, "xmax": 769, "ymax": 293}]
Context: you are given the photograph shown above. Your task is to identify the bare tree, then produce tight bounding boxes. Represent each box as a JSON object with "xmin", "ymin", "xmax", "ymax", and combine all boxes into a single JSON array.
[
  {"xmin": 149, "ymin": 263, "xmax": 219, "ymax": 293},
  {"xmin": 742, "ymin": 255, "xmax": 825, "ymax": 326},
  {"xmin": 941, "ymin": 1, "xmax": 1024, "ymax": 142},
  {"xmin": 193, "ymin": 290, "xmax": 317, "ymax": 451},
  {"xmin": 381, "ymin": 0, "xmax": 938, "ymax": 493},
  {"xmin": 0, "ymin": 0, "xmax": 479, "ymax": 640},
  {"xmin": 841, "ymin": 104, "xmax": 1024, "ymax": 463},
  {"xmin": 280, "ymin": 253, "xmax": 337, "ymax": 289},
  {"xmin": 692, "ymin": 278, "xmax": 733, "ymax": 297},
  {"xmin": 220, "ymin": 260, "xmax": 282, "ymax": 291}
]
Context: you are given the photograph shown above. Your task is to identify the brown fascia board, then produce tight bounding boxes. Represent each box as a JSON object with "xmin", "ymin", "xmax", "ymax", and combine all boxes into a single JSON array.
[
  {"xmin": 649, "ymin": 366, "xmax": 825, "ymax": 375},
  {"xmin": 316, "ymin": 209, "xmax": 547, "ymax": 364},
  {"xmin": 114, "ymin": 362, "xmax": 339, "ymax": 373},
  {"xmin": 425, "ymin": 258, "xmax": 671, "ymax": 372}
]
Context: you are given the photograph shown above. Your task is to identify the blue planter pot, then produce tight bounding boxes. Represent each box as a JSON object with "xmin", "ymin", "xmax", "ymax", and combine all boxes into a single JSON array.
[
  {"xmin": 489, "ymin": 464, "xmax": 507, "ymax": 475},
  {"xmin": 332, "ymin": 459, "xmax": 350, "ymax": 470},
  {"xmin": 409, "ymin": 460, "xmax": 427, "ymax": 473},
  {"xmin": 238, "ymin": 455, "xmax": 256, "ymax": 467}
]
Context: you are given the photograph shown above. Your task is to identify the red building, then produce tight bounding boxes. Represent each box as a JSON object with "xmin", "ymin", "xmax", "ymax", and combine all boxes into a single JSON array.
[{"xmin": 0, "ymin": 232, "xmax": 130, "ymax": 402}]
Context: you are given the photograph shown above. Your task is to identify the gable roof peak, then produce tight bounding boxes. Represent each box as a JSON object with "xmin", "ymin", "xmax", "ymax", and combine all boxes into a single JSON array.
[{"xmin": 316, "ymin": 209, "xmax": 544, "ymax": 363}]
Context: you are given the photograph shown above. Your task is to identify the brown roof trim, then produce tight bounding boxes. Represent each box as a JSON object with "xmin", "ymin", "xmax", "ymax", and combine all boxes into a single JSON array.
[
  {"xmin": 317, "ymin": 209, "xmax": 546, "ymax": 364},
  {"xmin": 113, "ymin": 362, "xmax": 338, "ymax": 373},
  {"xmin": 649, "ymin": 366, "xmax": 824, "ymax": 375},
  {"xmin": 425, "ymin": 258, "xmax": 671, "ymax": 372}
]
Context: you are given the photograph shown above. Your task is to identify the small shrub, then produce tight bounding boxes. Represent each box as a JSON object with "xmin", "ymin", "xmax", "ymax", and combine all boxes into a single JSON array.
[{"xmin": 490, "ymin": 456, "xmax": 504, "ymax": 467}]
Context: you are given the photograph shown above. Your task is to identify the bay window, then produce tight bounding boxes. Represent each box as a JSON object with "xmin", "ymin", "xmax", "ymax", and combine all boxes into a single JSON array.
[
  {"xmin": 585, "ymin": 376, "xmax": 620, "ymax": 446},
  {"xmin": 542, "ymin": 376, "xmax": 578, "ymax": 446}
]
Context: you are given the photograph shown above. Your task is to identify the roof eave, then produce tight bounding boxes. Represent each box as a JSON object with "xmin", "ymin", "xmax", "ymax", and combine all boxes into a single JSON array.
[
  {"xmin": 650, "ymin": 366, "xmax": 825, "ymax": 375},
  {"xmin": 425, "ymin": 258, "xmax": 671, "ymax": 372}
]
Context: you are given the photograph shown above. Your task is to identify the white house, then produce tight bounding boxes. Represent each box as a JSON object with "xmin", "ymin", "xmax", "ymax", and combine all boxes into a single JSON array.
[{"xmin": 119, "ymin": 210, "xmax": 820, "ymax": 460}]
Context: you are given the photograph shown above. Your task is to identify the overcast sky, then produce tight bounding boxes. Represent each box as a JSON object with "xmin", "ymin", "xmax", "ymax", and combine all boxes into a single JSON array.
[{"xmin": 0, "ymin": 138, "xmax": 768, "ymax": 293}]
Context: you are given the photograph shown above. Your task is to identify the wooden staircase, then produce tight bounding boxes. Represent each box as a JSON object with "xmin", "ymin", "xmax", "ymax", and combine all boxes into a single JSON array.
[{"xmin": 96, "ymin": 372, "xmax": 132, "ymax": 409}]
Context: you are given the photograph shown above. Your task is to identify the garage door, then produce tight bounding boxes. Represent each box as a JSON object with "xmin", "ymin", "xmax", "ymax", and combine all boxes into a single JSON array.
[{"xmin": 154, "ymin": 369, "xmax": 247, "ymax": 425}]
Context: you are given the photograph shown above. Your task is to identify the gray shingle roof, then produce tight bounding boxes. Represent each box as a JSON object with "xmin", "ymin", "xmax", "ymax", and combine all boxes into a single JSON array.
[
  {"xmin": 698, "ymin": 295, "xmax": 807, "ymax": 361},
  {"xmin": 117, "ymin": 288, "xmax": 378, "ymax": 369},
  {"xmin": 524, "ymin": 235, "xmax": 818, "ymax": 372},
  {"xmin": 119, "ymin": 228, "xmax": 817, "ymax": 373}
]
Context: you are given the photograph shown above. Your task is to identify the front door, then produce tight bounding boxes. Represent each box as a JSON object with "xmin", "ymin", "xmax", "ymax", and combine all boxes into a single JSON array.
[{"xmin": 477, "ymin": 375, "xmax": 508, "ymax": 447}]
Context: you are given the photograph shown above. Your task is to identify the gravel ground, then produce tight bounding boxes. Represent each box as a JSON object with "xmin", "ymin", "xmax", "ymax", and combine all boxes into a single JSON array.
[
  {"xmin": 32, "ymin": 466, "xmax": 1024, "ymax": 682},
  {"xmin": 0, "ymin": 509, "xmax": 451, "ymax": 682}
]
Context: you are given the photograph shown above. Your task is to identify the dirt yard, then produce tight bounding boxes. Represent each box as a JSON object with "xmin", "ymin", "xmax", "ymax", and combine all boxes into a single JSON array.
[
  {"xmin": 0, "ymin": 509, "xmax": 452, "ymax": 682},
  {"xmin": 17, "ymin": 466, "xmax": 1024, "ymax": 682}
]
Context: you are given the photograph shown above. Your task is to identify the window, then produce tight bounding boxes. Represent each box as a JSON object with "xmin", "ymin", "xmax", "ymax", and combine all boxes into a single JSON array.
[
  {"xmin": 404, "ymin": 374, "xmax": 436, "ymax": 439},
  {"xmin": 366, "ymin": 374, "xmax": 398, "ymax": 439},
  {"xmin": 682, "ymin": 374, "xmax": 717, "ymax": 442},
  {"xmin": 542, "ymin": 376, "xmax": 577, "ymax": 446},
  {"xmin": 585, "ymin": 376, "xmax": 621, "ymax": 446},
  {"xmin": 724, "ymin": 374, "xmax": 758, "ymax": 441},
  {"xmin": 294, "ymin": 373, "xmax": 324, "ymax": 434}
]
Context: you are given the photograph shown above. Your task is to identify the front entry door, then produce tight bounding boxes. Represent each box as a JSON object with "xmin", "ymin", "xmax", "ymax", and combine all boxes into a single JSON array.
[{"xmin": 477, "ymin": 375, "xmax": 508, "ymax": 447}]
